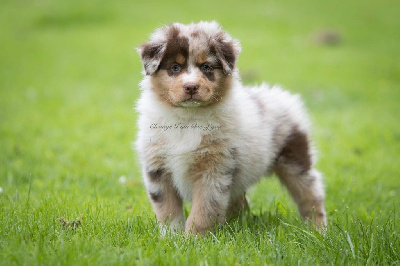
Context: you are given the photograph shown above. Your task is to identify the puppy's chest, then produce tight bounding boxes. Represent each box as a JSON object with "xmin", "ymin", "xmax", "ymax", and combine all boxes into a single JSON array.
[
  {"xmin": 149, "ymin": 124, "xmax": 209, "ymax": 154},
  {"xmin": 146, "ymin": 121, "xmax": 226, "ymax": 200}
]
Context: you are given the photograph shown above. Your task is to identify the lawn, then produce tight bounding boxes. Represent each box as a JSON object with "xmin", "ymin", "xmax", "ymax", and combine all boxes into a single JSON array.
[{"xmin": 0, "ymin": 0, "xmax": 399, "ymax": 264}]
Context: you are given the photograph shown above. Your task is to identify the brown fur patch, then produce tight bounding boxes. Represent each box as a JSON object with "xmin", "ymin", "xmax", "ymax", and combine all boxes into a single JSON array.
[
  {"xmin": 150, "ymin": 191, "xmax": 163, "ymax": 202},
  {"xmin": 148, "ymin": 169, "xmax": 164, "ymax": 182},
  {"xmin": 196, "ymin": 52, "xmax": 208, "ymax": 65},
  {"xmin": 158, "ymin": 36, "xmax": 189, "ymax": 77},
  {"xmin": 202, "ymin": 70, "xmax": 215, "ymax": 82},
  {"xmin": 140, "ymin": 42, "xmax": 165, "ymax": 75},
  {"xmin": 141, "ymin": 43, "xmax": 164, "ymax": 61},
  {"xmin": 218, "ymin": 42, "xmax": 236, "ymax": 70},
  {"xmin": 164, "ymin": 27, "xmax": 189, "ymax": 61},
  {"xmin": 176, "ymin": 54, "xmax": 186, "ymax": 65},
  {"xmin": 210, "ymin": 34, "xmax": 237, "ymax": 74},
  {"xmin": 154, "ymin": 25, "xmax": 189, "ymax": 76},
  {"xmin": 190, "ymin": 30, "xmax": 202, "ymax": 38},
  {"xmin": 191, "ymin": 135, "xmax": 234, "ymax": 183},
  {"xmin": 278, "ymin": 128, "xmax": 311, "ymax": 173}
]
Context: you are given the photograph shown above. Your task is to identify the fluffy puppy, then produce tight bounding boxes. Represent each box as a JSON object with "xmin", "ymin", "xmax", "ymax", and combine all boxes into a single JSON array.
[{"xmin": 136, "ymin": 21, "xmax": 327, "ymax": 235}]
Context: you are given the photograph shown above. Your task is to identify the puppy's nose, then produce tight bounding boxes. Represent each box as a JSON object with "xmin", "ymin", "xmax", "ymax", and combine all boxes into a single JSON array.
[{"xmin": 184, "ymin": 83, "xmax": 199, "ymax": 95}]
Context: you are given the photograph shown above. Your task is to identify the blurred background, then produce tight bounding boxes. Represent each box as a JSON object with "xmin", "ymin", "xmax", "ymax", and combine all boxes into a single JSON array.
[{"xmin": 0, "ymin": 0, "xmax": 399, "ymax": 218}]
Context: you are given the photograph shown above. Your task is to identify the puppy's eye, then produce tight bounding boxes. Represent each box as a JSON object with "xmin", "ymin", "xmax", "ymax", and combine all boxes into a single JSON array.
[
  {"xmin": 201, "ymin": 64, "xmax": 212, "ymax": 73},
  {"xmin": 171, "ymin": 64, "xmax": 181, "ymax": 73}
]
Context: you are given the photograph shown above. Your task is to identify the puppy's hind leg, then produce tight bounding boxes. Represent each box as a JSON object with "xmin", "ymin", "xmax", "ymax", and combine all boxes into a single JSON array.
[
  {"xmin": 274, "ymin": 129, "xmax": 327, "ymax": 230},
  {"xmin": 226, "ymin": 193, "xmax": 250, "ymax": 218}
]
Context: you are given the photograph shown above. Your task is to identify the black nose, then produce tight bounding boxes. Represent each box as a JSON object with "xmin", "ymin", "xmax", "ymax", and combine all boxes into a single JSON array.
[{"xmin": 184, "ymin": 83, "xmax": 199, "ymax": 95}]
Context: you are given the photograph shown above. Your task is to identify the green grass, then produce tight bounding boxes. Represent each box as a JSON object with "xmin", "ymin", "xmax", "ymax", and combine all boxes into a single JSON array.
[{"xmin": 1, "ymin": 0, "xmax": 399, "ymax": 264}]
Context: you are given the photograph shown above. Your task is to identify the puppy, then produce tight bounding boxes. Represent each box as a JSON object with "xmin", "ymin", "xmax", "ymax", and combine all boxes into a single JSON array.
[{"xmin": 136, "ymin": 21, "xmax": 327, "ymax": 235}]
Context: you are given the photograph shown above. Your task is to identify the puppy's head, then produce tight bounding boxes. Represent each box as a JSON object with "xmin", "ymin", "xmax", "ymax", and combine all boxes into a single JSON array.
[{"xmin": 138, "ymin": 21, "xmax": 241, "ymax": 108}]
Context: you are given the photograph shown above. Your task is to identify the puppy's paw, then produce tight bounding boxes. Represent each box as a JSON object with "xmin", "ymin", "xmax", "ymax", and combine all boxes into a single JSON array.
[
  {"xmin": 184, "ymin": 218, "xmax": 205, "ymax": 236},
  {"xmin": 307, "ymin": 211, "xmax": 327, "ymax": 234},
  {"xmin": 158, "ymin": 218, "xmax": 185, "ymax": 237}
]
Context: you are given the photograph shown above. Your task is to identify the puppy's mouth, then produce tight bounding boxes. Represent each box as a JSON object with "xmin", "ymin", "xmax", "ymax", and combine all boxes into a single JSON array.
[{"xmin": 178, "ymin": 98, "xmax": 204, "ymax": 108}]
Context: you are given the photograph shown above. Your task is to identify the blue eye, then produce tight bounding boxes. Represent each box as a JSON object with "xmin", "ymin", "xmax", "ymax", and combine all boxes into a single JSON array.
[
  {"xmin": 171, "ymin": 64, "xmax": 181, "ymax": 72},
  {"xmin": 201, "ymin": 64, "xmax": 212, "ymax": 72}
]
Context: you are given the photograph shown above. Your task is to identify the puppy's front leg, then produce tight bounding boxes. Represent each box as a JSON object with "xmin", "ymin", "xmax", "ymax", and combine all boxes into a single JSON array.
[
  {"xmin": 185, "ymin": 147, "xmax": 235, "ymax": 235},
  {"xmin": 185, "ymin": 176, "xmax": 231, "ymax": 235},
  {"xmin": 145, "ymin": 168, "xmax": 184, "ymax": 231}
]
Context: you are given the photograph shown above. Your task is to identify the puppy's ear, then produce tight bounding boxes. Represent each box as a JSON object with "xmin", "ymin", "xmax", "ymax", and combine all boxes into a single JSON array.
[
  {"xmin": 212, "ymin": 37, "xmax": 241, "ymax": 75},
  {"xmin": 138, "ymin": 42, "xmax": 166, "ymax": 75}
]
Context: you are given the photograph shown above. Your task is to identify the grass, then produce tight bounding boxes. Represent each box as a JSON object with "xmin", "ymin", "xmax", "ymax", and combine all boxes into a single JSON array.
[{"xmin": 0, "ymin": 0, "xmax": 399, "ymax": 264}]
